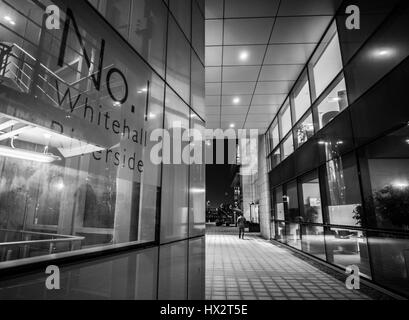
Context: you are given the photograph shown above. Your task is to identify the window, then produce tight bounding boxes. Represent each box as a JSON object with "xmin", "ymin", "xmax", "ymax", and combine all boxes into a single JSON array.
[
  {"xmin": 316, "ymin": 76, "xmax": 348, "ymax": 129},
  {"xmin": 322, "ymin": 154, "xmax": 362, "ymax": 226},
  {"xmin": 360, "ymin": 126, "xmax": 409, "ymax": 231},
  {"xmin": 274, "ymin": 187, "xmax": 285, "ymax": 220},
  {"xmin": 270, "ymin": 121, "xmax": 280, "ymax": 150},
  {"xmin": 285, "ymin": 223, "xmax": 301, "ymax": 250},
  {"xmin": 294, "ymin": 113, "xmax": 314, "ymax": 148},
  {"xmin": 300, "ymin": 172, "xmax": 323, "ymax": 223},
  {"xmin": 325, "ymin": 228, "xmax": 371, "ymax": 278},
  {"xmin": 279, "ymin": 102, "xmax": 292, "ymax": 138},
  {"xmin": 312, "ymin": 23, "xmax": 343, "ymax": 98},
  {"xmin": 284, "ymin": 181, "xmax": 300, "ymax": 222},
  {"xmin": 282, "ymin": 134, "xmax": 294, "ymax": 160},
  {"xmin": 301, "ymin": 226, "xmax": 326, "ymax": 260},
  {"xmin": 271, "ymin": 148, "xmax": 281, "ymax": 169},
  {"xmin": 293, "ymin": 72, "xmax": 311, "ymax": 122}
]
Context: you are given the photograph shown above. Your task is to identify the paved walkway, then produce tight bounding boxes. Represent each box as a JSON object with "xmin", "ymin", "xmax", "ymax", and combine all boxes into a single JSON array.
[{"xmin": 206, "ymin": 225, "xmax": 371, "ymax": 300}]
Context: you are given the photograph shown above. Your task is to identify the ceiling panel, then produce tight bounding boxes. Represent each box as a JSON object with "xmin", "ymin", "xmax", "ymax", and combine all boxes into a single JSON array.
[
  {"xmin": 223, "ymin": 45, "xmax": 266, "ymax": 66},
  {"xmin": 224, "ymin": 0, "xmax": 280, "ymax": 18},
  {"xmin": 249, "ymin": 105, "xmax": 280, "ymax": 114},
  {"xmin": 205, "ymin": 20, "xmax": 223, "ymax": 45},
  {"xmin": 222, "ymin": 82, "xmax": 256, "ymax": 95},
  {"xmin": 205, "ymin": 46, "xmax": 223, "ymax": 66},
  {"xmin": 278, "ymin": 0, "xmax": 343, "ymax": 16},
  {"xmin": 206, "ymin": 67, "xmax": 222, "ymax": 82},
  {"xmin": 205, "ymin": 95, "xmax": 221, "ymax": 106},
  {"xmin": 206, "ymin": 83, "xmax": 222, "ymax": 95},
  {"xmin": 221, "ymin": 106, "xmax": 249, "ymax": 114},
  {"xmin": 222, "ymin": 66, "xmax": 260, "ymax": 82},
  {"xmin": 224, "ymin": 18, "xmax": 274, "ymax": 45},
  {"xmin": 204, "ymin": 0, "xmax": 342, "ymax": 131},
  {"xmin": 255, "ymin": 81, "xmax": 295, "ymax": 94},
  {"xmin": 221, "ymin": 95, "xmax": 252, "ymax": 106},
  {"xmin": 205, "ymin": 0, "xmax": 224, "ymax": 19},
  {"xmin": 259, "ymin": 65, "xmax": 303, "ymax": 81},
  {"xmin": 252, "ymin": 94, "xmax": 286, "ymax": 106},
  {"xmin": 270, "ymin": 16, "xmax": 332, "ymax": 44},
  {"xmin": 264, "ymin": 44, "xmax": 316, "ymax": 64}
]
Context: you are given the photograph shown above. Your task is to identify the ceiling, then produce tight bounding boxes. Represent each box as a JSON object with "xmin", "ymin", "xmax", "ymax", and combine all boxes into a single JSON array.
[{"xmin": 204, "ymin": 0, "xmax": 343, "ymax": 132}]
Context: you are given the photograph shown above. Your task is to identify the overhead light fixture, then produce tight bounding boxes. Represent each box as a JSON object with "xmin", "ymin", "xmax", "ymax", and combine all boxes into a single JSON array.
[
  {"xmin": 239, "ymin": 51, "xmax": 249, "ymax": 61},
  {"xmin": 372, "ymin": 48, "xmax": 395, "ymax": 59},
  {"xmin": 190, "ymin": 188, "xmax": 206, "ymax": 194},
  {"xmin": 113, "ymin": 101, "xmax": 122, "ymax": 107},
  {"xmin": 392, "ymin": 181, "xmax": 409, "ymax": 189},
  {"xmin": 230, "ymin": 123, "xmax": 235, "ymax": 128},
  {"xmin": 233, "ymin": 97, "xmax": 241, "ymax": 105},
  {"xmin": 148, "ymin": 112, "xmax": 156, "ymax": 119},
  {"xmin": 0, "ymin": 145, "xmax": 61, "ymax": 163},
  {"xmin": 405, "ymin": 139, "xmax": 409, "ymax": 145}
]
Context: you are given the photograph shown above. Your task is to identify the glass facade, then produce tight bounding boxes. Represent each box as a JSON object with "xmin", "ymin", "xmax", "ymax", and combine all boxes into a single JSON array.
[
  {"xmin": 0, "ymin": 0, "xmax": 205, "ymax": 300},
  {"xmin": 266, "ymin": 0, "xmax": 409, "ymax": 298}
]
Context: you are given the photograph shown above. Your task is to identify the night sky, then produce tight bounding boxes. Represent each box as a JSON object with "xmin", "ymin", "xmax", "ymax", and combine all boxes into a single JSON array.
[{"xmin": 206, "ymin": 164, "xmax": 235, "ymax": 208}]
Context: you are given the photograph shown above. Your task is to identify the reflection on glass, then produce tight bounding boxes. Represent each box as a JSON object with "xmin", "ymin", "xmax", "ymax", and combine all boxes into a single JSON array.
[
  {"xmin": 300, "ymin": 172, "xmax": 323, "ymax": 223},
  {"xmin": 317, "ymin": 77, "xmax": 348, "ymax": 129},
  {"xmin": 293, "ymin": 75, "xmax": 311, "ymax": 122},
  {"xmin": 323, "ymin": 154, "xmax": 362, "ymax": 226},
  {"xmin": 274, "ymin": 187, "xmax": 284, "ymax": 220},
  {"xmin": 285, "ymin": 181, "xmax": 300, "ymax": 222},
  {"xmin": 301, "ymin": 226, "xmax": 326, "ymax": 260},
  {"xmin": 279, "ymin": 103, "xmax": 292, "ymax": 138},
  {"xmin": 271, "ymin": 147, "xmax": 281, "ymax": 169},
  {"xmin": 282, "ymin": 134, "xmax": 294, "ymax": 160},
  {"xmin": 270, "ymin": 122, "xmax": 279, "ymax": 150},
  {"xmin": 276, "ymin": 221, "xmax": 285, "ymax": 241},
  {"xmin": 363, "ymin": 126, "xmax": 409, "ymax": 231},
  {"xmin": 326, "ymin": 228, "xmax": 371, "ymax": 278},
  {"xmin": 312, "ymin": 24, "xmax": 343, "ymax": 98},
  {"xmin": 368, "ymin": 232, "xmax": 409, "ymax": 297},
  {"xmin": 294, "ymin": 113, "xmax": 314, "ymax": 148},
  {"xmin": 285, "ymin": 223, "xmax": 301, "ymax": 250},
  {"xmin": 161, "ymin": 87, "xmax": 190, "ymax": 243}
]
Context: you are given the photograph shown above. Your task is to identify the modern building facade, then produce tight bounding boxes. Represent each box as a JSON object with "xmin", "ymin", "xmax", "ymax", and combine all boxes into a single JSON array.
[
  {"xmin": 0, "ymin": 0, "xmax": 409, "ymax": 301},
  {"xmin": 0, "ymin": 0, "xmax": 205, "ymax": 299},
  {"xmin": 264, "ymin": 0, "xmax": 409, "ymax": 298}
]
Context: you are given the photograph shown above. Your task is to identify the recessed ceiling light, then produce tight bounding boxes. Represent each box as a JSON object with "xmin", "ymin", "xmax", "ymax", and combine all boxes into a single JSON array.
[
  {"xmin": 149, "ymin": 112, "xmax": 156, "ymax": 119},
  {"xmin": 230, "ymin": 123, "xmax": 235, "ymax": 128},
  {"xmin": 239, "ymin": 51, "xmax": 249, "ymax": 61},
  {"xmin": 113, "ymin": 101, "xmax": 121, "ymax": 107},
  {"xmin": 233, "ymin": 97, "xmax": 240, "ymax": 104}
]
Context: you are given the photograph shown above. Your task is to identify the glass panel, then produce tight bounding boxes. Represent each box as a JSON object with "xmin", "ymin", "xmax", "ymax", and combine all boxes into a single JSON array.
[
  {"xmin": 167, "ymin": 16, "xmax": 191, "ymax": 103},
  {"xmin": 0, "ymin": 1, "xmax": 162, "ymax": 262},
  {"xmin": 284, "ymin": 181, "xmax": 300, "ymax": 222},
  {"xmin": 158, "ymin": 240, "xmax": 188, "ymax": 300},
  {"xmin": 300, "ymin": 172, "xmax": 323, "ymax": 223},
  {"xmin": 293, "ymin": 74, "xmax": 311, "ymax": 122},
  {"xmin": 312, "ymin": 25, "xmax": 343, "ymax": 98},
  {"xmin": 323, "ymin": 154, "xmax": 362, "ymax": 226},
  {"xmin": 192, "ymin": 0, "xmax": 205, "ymax": 63},
  {"xmin": 316, "ymin": 77, "xmax": 348, "ymax": 129},
  {"xmin": 99, "ymin": 0, "xmax": 131, "ymax": 38},
  {"xmin": 301, "ymin": 225, "xmax": 326, "ymax": 260},
  {"xmin": 270, "ymin": 122, "xmax": 279, "ymax": 150},
  {"xmin": 189, "ymin": 114, "xmax": 206, "ymax": 237},
  {"xmin": 294, "ymin": 113, "xmax": 314, "ymax": 148},
  {"xmin": 188, "ymin": 237, "xmax": 205, "ymax": 300},
  {"xmin": 276, "ymin": 221, "xmax": 285, "ymax": 242},
  {"xmin": 191, "ymin": 52, "xmax": 205, "ymax": 120},
  {"xmin": 169, "ymin": 0, "xmax": 192, "ymax": 40},
  {"xmin": 325, "ymin": 228, "xmax": 371, "ymax": 278},
  {"xmin": 282, "ymin": 134, "xmax": 294, "ymax": 160},
  {"xmin": 279, "ymin": 103, "xmax": 292, "ymax": 138},
  {"xmin": 368, "ymin": 232, "xmax": 409, "ymax": 297},
  {"xmin": 161, "ymin": 87, "xmax": 190, "ymax": 243},
  {"xmin": 271, "ymin": 147, "xmax": 281, "ymax": 168},
  {"xmin": 362, "ymin": 126, "xmax": 409, "ymax": 231},
  {"xmin": 274, "ymin": 186, "xmax": 284, "ymax": 220},
  {"xmin": 129, "ymin": 0, "xmax": 168, "ymax": 76},
  {"xmin": 285, "ymin": 223, "xmax": 301, "ymax": 250}
]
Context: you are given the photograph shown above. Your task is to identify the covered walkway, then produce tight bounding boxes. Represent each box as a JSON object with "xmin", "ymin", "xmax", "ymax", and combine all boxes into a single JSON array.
[{"xmin": 205, "ymin": 225, "xmax": 372, "ymax": 300}]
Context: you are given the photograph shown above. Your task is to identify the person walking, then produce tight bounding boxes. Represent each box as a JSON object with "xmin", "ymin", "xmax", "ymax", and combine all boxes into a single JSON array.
[{"xmin": 237, "ymin": 214, "xmax": 246, "ymax": 239}]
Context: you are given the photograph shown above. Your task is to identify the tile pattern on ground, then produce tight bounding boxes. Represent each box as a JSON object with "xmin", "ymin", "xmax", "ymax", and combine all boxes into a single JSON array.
[{"xmin": 206, "ymin": 225, "xmax": 371, "ymax": 301}]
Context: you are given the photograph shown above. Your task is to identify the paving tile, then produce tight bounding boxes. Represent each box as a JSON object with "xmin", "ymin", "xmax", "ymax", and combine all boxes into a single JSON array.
[{"xmin": 206, "ymin": 225, "xmax": 371, "ymax": 301}]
